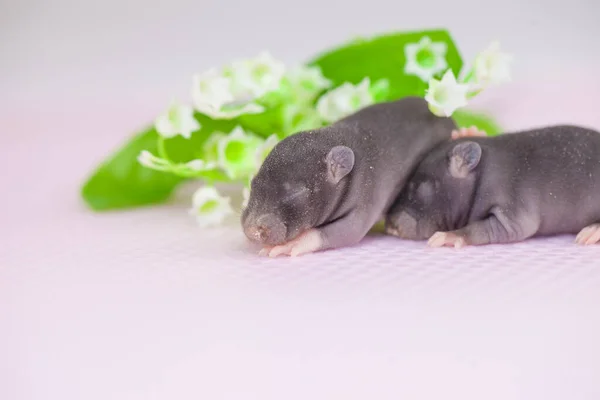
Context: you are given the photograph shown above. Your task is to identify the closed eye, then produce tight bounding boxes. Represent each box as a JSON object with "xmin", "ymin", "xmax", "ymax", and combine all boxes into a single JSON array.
[{"xmin": 283, "ymin": 186, "xmax": 310, "ymax": 203}]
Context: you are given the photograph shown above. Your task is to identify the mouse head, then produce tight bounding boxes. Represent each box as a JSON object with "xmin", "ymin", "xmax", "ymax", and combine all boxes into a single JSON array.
[
  {"xmin": 385, "ymin": 140, "xmax": 482, "ymax": 240},
  {"xmin": 241, "ymin": 131, "xmax": 355, "ymax": 246}
]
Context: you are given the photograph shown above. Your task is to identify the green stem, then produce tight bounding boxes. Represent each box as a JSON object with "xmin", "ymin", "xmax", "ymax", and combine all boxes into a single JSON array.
[
  {"xmin": 157, "ymin": 136, "xmax": 184, "ymax": 176},
  {"xmin": 467, "ymin": 88, "xmax": 483, "ymax": 99},
  {"xmin": 461, "ymin": 68, "xmax": 475, "ymax": 84},
  {"xmin": 143, "ymin": 163, "xmax": 170, "ymax": 172},
  {"xmin": 157, "ymin": 136, "xmax": 171, "ymax": 162},
  {"xmin": 169, "ymin": 163, "xmax": 224, "ymax": 180}
]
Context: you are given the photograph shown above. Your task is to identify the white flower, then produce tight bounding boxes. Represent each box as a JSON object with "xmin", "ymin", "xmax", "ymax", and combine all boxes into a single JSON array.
[
  {"xmin": 424, "ymin": 70, "xmax": 470, "ymax": 117},
  {"xmin": 185, "ymin": 159, "xmax": 216, "ymax": 171},
  {"xmin": 202, "ymin": 132, "xmax": 227, "ymax": 162},
  {"xmin": 189, "ymin": 186, "xmax": 233, "ymax": 228},
  {"xmin": 281, "ymin": 103, "xmax": 323, "ymax": 135},
  {"xmin": 254, "ymin": 134, "xmax": 279, "ymax": 167},
  {"xmin": 154, "ymin": 102, "xmax": 201, "ymax": 139},
  {"xmin": 285, "ymin": 65, "xmax": 332, "ymax": 101},
  {"xmin": 191, "ymin": 52, "xmax": 286, "ymax": 119},
  {"xmin": 192, "ymin": 68, "xmax": 233, "ymax": 110},
  {"xmin": 473, "ymin": 41, "xmax": 512, "ymax": 86},
  {"xmin": 137, "ymin": 150, "xmax": 169, "ymax": 171},
  {"xmin": 231, "ymin": 51, "xmax": 286, "ymax": 98},
  {"xmin": 316, "ymin": 78, "xmax": 374, "ymax": 123},
  {"xmin": 216, "ymin": 126, "xmax": 262, "ymax": 179},
  {"xmin": 191, "ymin": 69, "xmax": 264, "ymax": 119},
  {"xmin": 404, "ymin": 36, "xmax": 448, "ymax": 82}
]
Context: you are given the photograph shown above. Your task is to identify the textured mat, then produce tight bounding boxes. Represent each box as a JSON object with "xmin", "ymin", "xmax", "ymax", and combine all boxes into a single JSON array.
[{"xmin": 2, "ymin": 87, "xmax": 600, "ymax": 399}]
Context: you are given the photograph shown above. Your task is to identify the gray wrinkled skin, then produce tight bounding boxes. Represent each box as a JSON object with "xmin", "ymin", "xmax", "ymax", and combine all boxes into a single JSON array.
[
  {"xmin": 386, "ymin": 124, "xmax": 600, "ymax": 245},
  {"xmin": 241, "ymin": 97, "xmax": 456, "ymax": 251}
]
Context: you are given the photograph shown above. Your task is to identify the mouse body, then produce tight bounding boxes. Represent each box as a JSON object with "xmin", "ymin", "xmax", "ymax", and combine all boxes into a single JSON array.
[
  {"xmin": 241, "ymin": 96, "xmax": 458, "ymax": 256},
  {"xmin": 386, "ymin": 124, "xmax": 600, "ymax": 248}
]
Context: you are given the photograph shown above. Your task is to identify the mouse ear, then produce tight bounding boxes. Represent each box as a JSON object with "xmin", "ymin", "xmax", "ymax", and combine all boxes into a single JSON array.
[
  {"xmin": 448, "ymin": 141, "xmax": 481, "ymax": 178},
  {"xmin": 326, "ymin": 145, "xmax": 355, "ymax": 184}
]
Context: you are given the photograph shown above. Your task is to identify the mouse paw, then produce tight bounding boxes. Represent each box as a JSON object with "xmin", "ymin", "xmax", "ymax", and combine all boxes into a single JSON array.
[
  {"xmin": 258, "ymin": 246, "xmax": 273, "ymax": 256},
  {"xmin": 385, "ymin": 225, "xmax": 401, "ymax": 237},
  {"xmin": 265, "ymin": 229, "xmax": 323, "ymax": 257},
  {"xmin": 575, "ymin": 223, "xmax": 600, "ymax": 245},
  {"xmin": 427, "ymin": 231, "xmax": 467, "ymax": 249},
  {"xmin": 451, "ymin": 126, "xmax": 487, "ymax": 140}
]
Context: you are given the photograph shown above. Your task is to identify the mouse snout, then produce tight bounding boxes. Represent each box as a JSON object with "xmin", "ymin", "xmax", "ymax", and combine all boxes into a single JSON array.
[
  {"xmin": 386, "ymin": 211, "xmax": 418, "ymax": 240},
  {"xmin": 243, "ymin": 213, "xmax": 287, "ymax": 246}
]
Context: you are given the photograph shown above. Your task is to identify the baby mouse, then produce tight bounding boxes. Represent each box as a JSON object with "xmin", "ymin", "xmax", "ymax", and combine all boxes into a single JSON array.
[
  {"xmin": 241, "ymin": 96, "xmax": 464, "ymax": 257},
  {"xmin": 385, "ymin": 124, "xmax": 600, "ymax": 248}
]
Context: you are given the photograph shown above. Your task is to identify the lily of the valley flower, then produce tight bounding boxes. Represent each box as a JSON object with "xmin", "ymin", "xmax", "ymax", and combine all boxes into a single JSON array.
[
  {"xmin": 191, "ymin": 69, "xmax": 264, "ymax": 119},
  {"xmin": 137, "ymin": 150, "xmax": 169, "ymax": 171},
  {"xmin": 281, "ymin": 104, "xmax": 323, "ymax": 135},
  {"xmin": 254, "ymin": 134, "xmax": 279, "ymax": 167},
  {"xmin": 316, "ymin": 77, "xmax": 374, "ymax": 123},
  {"xmin": 184, "ymin": 159, "xmax": 217, "ymax": 172},
  {"xmin": 473, "ymin": 41, "xmax": 512, "ymax": 87},
  {"xmin": 284, "ymin": 65, "xmax": 332, "ymax": 102},
  {"xmin": 202, "ymin": 132, "xmax": 227, "ymax": 163},
  {"xmin": 154, "ymin": 102, "xmax": 201, "ymax": 139},
  {"xmin": 217, "ymin": 126, "xmax": 263, "ymax": 179},
  {"xmin": 138, "ymin": 150, "xmax": 217, "ymax": 175},
  {"xmin": 230, "ymin": 51, "xmax": 286, "ymax": 99},
  {"xmin": 189, "ymin": 186, "xmax": 233, "ymax": 228},
  {"xmin": 191, "ymin": 52, "xmax": 286, "ymax": 120},
  {"xmin": 404, "ymin": 36, "xmax": 448, "ymax": 82},
  {"xmin": 424, "ymin": 70, "xmax": 470, "ymax": 117}
]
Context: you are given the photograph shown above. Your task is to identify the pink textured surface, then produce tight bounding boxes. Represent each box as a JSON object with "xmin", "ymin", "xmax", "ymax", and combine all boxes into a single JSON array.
[{"xmin": 2, "ymin": 80, "xmax": 600, "ymax": 400}]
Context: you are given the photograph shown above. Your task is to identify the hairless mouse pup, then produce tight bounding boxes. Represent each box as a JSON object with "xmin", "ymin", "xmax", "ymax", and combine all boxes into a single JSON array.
[
  {"xmin": 386, "ymin": 124, "xmax": 600, "ymax": 248},
  {"xmin": 241, "ymin": 97, "xmax": 479, "ymax": 257}
]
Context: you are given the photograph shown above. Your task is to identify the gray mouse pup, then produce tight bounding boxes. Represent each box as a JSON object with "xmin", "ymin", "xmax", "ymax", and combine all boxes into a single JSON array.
[
  {"xmin": 385, "ymin": 124, "xmax": 600, "ymax": 248},
  {"xmin": 241, "ymin": 96, "xmax": 459, "ymax": 257}
]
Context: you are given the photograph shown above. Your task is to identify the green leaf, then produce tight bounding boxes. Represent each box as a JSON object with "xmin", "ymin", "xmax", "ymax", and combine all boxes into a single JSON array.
[
  {"xmin": 81, "ymin": 29, "xmax": 504, "ymax": 211},
  {"xmin": 452, "ymin": 109, "xmax": 503, "ymax": 136},
  {"xmin": 81, "ymin": 115, "xmax": 239, "ymax": 211},
  {"xmin": 82, "ymin": 129, "xmax": 183, "ymax": 210},
  {"xmin": 237, "ymin": 106, "xmax": 284, "ymax": 138},
  {"xmin": 308, "ymin": 29, "xmax": 464, "ymax": 100},
  {"xmin": 308, "ymin": 29, "xmax": 503, "ymax": 137}
]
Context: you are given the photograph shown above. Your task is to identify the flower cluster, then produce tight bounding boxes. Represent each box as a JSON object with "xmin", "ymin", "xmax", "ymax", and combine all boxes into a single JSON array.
[
  {"xmin": 137, "ymin": 51, "xmax": 390, "ymax": 227},
  {"xmin": 404, "ymin": 37, "xmax": 512, "ymax": 117},
  {"xmin": 191, "ymin": 52, "xmax": 285, "ymax": 119},
  {"xmin": 136, "ymin": 39, "xmax": 509, "ymax": 228}
]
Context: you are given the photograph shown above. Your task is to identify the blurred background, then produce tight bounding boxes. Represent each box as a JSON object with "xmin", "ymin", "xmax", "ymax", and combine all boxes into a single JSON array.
[
  {"xmin": 2, "ymin": 2, "xmax": 600, "ymax": 400},
  {"xmin": 2, "ymin": 0, "xmax": 599, "ymax": 112}
]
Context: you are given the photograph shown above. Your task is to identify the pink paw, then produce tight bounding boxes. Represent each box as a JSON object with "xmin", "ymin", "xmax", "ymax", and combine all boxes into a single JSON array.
[
  {"xmin": 575, "ymin": 223, "xmax": 600, "ymax": 245},
  {"xmin": 451, "ymin": 126, "xmax": 487, "ymax": 140},
  {"xmin": 259, "ymin": 229, "xmax": 323, "ymax": 257},
  {"xmin": 427, "ymin": 231, "xmax": 467, "ymax": 249}
]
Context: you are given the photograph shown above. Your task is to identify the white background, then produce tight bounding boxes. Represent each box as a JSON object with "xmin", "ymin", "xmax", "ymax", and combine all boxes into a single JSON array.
[{"xmin": 2, "ymin": 0, "xmax": 599, "ymax": 107}]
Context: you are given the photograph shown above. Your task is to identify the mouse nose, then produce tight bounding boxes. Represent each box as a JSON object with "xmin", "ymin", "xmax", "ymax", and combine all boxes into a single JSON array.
[{"xmin": 243, "ymin": 214, "xmax": 287, "ymax": 246}]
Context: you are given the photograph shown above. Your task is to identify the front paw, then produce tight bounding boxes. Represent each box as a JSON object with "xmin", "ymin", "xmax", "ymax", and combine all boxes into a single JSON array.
[
  {"xmin": 260, "ymin": 229, "xmax": 323, "ymax": 257},
  {"xmin": 427, "ymin": 231, "xmax": 467, "ymax": 249},
  {"xmin": 575, "ymin": 223, "xmax": 600, "ymax": 245},
  {"xmin": 384, "ymin": 211, "xmax": 418, "ymax": 240},
  {"xmin": 384, "ymin": 224, "xmax": 401, "ymax": 237}
]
